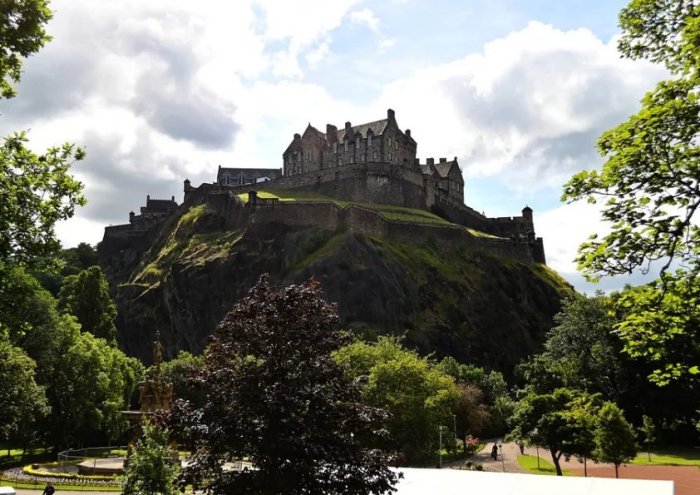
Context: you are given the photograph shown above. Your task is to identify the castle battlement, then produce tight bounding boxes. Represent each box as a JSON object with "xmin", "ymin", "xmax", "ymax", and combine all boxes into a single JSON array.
[{"xmin": 101, "ymin": 110, "xmax": 546, "ymax": 268}]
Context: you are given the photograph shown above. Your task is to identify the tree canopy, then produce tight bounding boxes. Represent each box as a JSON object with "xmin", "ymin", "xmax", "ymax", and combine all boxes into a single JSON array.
[
  {"xmin": 167, "ymin": 276, "xmax": 397, "ymax": 494},
  {"xmin": 335, "ymin": 336, "xmax": 459, "ymax": 462},
  {"xmin": 561, "ymin": 0, "xmax": 700, "ymax": 386},
  {"xmin": 58, "ymin": 265, "xmax": 117, "ymax": 344},
  {"xmin": 0, "ymin": 0, "xmax": 53, "ymax": 99}
]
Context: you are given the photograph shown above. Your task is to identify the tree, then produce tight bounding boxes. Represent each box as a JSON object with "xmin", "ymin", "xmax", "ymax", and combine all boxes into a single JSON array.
[
  {"xmin": 335, "ymin": 336, "xmax": 459, "ymax": 462},
  {"xmin": 593, "ymin": 403, "xmax": 638, "ymax": 478},
  {"xmin": 561, "ymin": 0, "xmax": 699, "ymax": 384},
  {"xmin": 615, "ymin": 273, "xmax": 700, "ymax": 385},
  {"xmin": 159, "ymin": 351, "xmax": 205, "ymax": 406},
  {"xmin": 0, "ymin": 337, "xmax": 49, "ymax": 452},
  {"xmin": 58, "ymin": 265, "xmax": 117, "ymax": 344},
  {"xmin": 0, "ymin": 132, "xmax": 86, "ymax": 269},
  {"xmin": 167, "ymin": 276, "xmax": 397, "ymax": 494},
  {"xmin": 122, "ymin": 419, "xmax": 179, "ymax": 495},
  {"xmin": 41, "ymin": 318, "xmax": 143, "ymax": 447},
  {"xmin": 0, "ymin": 0, "xmax": 53, "ymax": 99},
  {"xmin": 544, "ymin": 293, "xmax": 626, "ymax": 399},
  {"xmin": 453, "ymin": 383, "xmax": 490, "ymax": 452},
  {"xmin": 509, "ymin": 388, "xmax": 600, "ymax": 476},
  {"xmin": 639, "ymin": 414, "xmax": 656, "ymax": 462}
]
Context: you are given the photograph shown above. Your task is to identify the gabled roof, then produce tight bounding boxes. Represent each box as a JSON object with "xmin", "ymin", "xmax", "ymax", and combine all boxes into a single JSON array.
[
  {"xmin": 434, "ymin": 160, "xmax": 461, "ymax": 180},
  {"xmin": 338, "ymin": 119, "xmax": 388, "ymax": 141}
]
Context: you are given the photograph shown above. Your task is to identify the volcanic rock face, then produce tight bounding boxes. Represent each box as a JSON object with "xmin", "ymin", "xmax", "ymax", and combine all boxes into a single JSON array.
[{"xmin": 101, "ymin": 203, "xmax": 568, "ymax": 374}]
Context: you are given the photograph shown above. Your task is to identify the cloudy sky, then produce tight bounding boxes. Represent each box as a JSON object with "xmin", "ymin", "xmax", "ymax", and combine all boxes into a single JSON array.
[{"xmin": 1, "ymin": 0, "xmax": 668, "ymax": 292}]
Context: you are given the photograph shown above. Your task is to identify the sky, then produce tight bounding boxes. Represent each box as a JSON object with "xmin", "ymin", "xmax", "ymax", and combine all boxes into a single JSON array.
[{"xmin": 0, "ymin": 0, "xmax": 669, "ymax": 293}]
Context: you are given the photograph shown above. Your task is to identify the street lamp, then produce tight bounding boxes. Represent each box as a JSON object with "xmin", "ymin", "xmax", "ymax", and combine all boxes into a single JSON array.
[
  {"xmin": 438, "ymin": 426, "xmax": 447, "ymax": 469},
  {"xmin": 498, "ymin": 441, "xmax": 505, "ymax": 472}
]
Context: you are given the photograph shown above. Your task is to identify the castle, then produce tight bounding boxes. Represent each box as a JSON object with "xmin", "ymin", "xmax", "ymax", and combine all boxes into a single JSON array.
[{"xmin": 101, "ymin": 109, "xmax": 545, "ymax": 272}]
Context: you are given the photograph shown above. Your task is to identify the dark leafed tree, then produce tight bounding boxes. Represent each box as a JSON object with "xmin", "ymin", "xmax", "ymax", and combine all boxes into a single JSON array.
[{"xmin": 167, "ymin": 275, "xmax": 398, "ymax": 495}]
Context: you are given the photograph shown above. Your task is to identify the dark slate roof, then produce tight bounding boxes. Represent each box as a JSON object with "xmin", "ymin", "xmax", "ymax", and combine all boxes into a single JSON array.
[
  {"xmin": 434, "ymin": 160, "xmax": 461, "ymax": 179},
  {"xmin": 338, "ymin": 119, "xmax": 388, "ymax": 141}
]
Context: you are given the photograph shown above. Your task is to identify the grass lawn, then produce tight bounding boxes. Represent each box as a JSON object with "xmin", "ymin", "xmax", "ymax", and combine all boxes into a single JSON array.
[
  {"xmin": 517, "ymin": 454, "xmax": 570, "ymax": 476},
  {"xmin": 631, "ymin": 447, "xmax": 700, "ymax": 466}
]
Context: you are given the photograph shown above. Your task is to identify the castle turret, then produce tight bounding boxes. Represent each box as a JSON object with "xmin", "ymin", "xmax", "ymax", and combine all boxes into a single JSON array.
[
  {"xmin": 522, "ymin": 205, "xmax": 533, "ymax": 223},
  {"xmin": 183, "ymin": 179, "xmax": 193, "ymax": 202}
]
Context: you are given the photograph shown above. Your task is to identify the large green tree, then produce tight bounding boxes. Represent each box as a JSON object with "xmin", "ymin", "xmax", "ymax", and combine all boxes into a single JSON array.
[
  {"xmin": 562, "ymin": 0, "xmax": 700, "ymax": 385},
  {"xmin": 0, "ymin": 337, "xmax": 49, "ymax": 451},
  {"xmin": 58, "ymin": 265, "xmax": 117, "ymax": 344},
  {"xmin": 508, "ymin": 388, "xmax": 601, "ymax": 476},
  {"xmin": 167, "ymin": 276, "xmax": 397, "ymax": 494},
  {"xmin": 335, "ymin": 336, "xmax": 459, "ymax": 462}
]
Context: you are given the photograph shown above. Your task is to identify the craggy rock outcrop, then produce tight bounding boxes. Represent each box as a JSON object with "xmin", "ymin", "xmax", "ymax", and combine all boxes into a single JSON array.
[{"xmin": 102, "ymin": 204, "xmax": 569, "ymax": 375}]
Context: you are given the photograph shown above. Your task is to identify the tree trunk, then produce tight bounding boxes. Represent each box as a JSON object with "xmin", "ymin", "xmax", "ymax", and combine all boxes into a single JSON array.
[
  {"xmin": 614, "ymin": 463, "xmax": 620, "ymax": 478},
  {"xmin": 550, "ymin": 447, "xmax": 563, "ymax": 476},
  {"xmin": 583, "ymin": 456, "xmax": 587, "ymax": 477}
]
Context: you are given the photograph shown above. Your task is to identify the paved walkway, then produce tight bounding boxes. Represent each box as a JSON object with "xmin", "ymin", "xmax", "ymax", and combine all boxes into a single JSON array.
[{"xmin": 445, "ymin": 439, "xmax": 526, "ymax": 473}]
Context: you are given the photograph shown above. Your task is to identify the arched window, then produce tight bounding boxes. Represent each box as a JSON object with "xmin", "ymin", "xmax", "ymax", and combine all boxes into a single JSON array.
[
  {"xmin": 344, "ymin": 138, "xmax": 348, "ymax": 152},
  {"xmin": 368, "ymin": 133, "xmax": 373, "ymax": 147}
]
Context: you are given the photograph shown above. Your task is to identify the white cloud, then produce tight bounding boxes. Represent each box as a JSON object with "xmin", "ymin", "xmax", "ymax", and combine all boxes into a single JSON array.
[
  {"xmin": 349, "ymin": 8, "xmax": 380, "ymax": 33},
  {"xmin": 370, "ymin": 22, "xmax": 667, "ymax": 191}
]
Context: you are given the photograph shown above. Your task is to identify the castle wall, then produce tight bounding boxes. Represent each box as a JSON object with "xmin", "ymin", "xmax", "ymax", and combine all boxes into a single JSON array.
[{"xmin": 245, "ymin": 200, "xmax": 538, "ymax": 265}]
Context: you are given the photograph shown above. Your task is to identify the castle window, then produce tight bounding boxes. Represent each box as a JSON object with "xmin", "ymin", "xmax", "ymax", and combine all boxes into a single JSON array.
[
  {"xmin": 388, "ymin": 137, "xmax": 392, "ymax": 147},
  {"xmin": 368, "ymin": 134, "xmax": 373, "ymax": 147},
  {"xmin": 395, "ymin": 141, "xmax": 398, "ymax": 151},
  {"xmin": 356, "ymin": 138, "xmax": 360, "ymax": 149},
  {"xmin": 344, "ymin": 139, "xmax": 348, "ymax": 152},
  {"xmin": 388, "ymin": 152, "xmax": 392, "ymax": 161},
  {"xmin": 333, "ymin": 142, "xmax": 338, "ymax": 153},
  {"xmin": 373, "ymin": 151, "xmax": 377, "ymax": 160}
]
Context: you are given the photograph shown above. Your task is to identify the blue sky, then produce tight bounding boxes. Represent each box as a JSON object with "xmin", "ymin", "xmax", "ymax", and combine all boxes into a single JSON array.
[{"xmin": 0, "ymin": 0, "xmax": 668, "ymax": 292}]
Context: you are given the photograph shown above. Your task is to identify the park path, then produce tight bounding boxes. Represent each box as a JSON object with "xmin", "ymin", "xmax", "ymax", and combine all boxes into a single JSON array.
[{"xmin": 445, "ymin": 439, "xmax": 526, "ymax": 473}]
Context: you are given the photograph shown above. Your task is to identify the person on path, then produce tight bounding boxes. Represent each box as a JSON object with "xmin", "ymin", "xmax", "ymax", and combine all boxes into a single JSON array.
[
  {"xmin": 42, "ymin": 483, "xmax": 55, "ymax": 495},
  {"xmin": 491, "ymin": 444, "xmax": 498, "ymax": 461}
]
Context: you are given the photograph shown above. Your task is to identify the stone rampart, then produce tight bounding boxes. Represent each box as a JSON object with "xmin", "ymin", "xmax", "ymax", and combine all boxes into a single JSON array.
[{"xmin": 246, "ymin": 200, "xmax": 538, "ymax": 264}]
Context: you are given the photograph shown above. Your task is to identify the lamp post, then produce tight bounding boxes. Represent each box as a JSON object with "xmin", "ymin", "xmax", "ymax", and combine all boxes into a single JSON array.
[
  {"xmin": 498, "ymin": 441, "xmax": 505, "ymax": 472},
  {"xmin": 438, "ymin": 427, "xmax": 443, "ymax": 469}
]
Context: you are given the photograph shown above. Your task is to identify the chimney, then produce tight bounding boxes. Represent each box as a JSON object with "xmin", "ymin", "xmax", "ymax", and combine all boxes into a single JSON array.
[
  {"xmin": 387, "ymin": 108, "xmax": 395, "ymax": 121},
  {"xmin": 345, "ymin": 121, "xmax": 352, "ymax": 130},
  {"xmin": 405, "ymin": 129, "xmax": 411, "ymax": 137},
  {"xmin": 171, "ymin": 195, "xmax": 175, "ymax": 202},
  {"xmin": 439, "ymin": 157, "xmax": 447, "ymax": 163},
  {"xmin": 147, "ymin": 194, "xmax": 150, "ymax": 201},
  {"xmin": 294, "ymin": 133, "xmax": 301, "ymax": 140},
  {"xmin": 326, "ymin": 124, "xmax": 337, "ymax": 142},
  {"xmin": 427, "ymin": 158, "xmax": 434, "ymax": 166},
  {"xmin": 129, "ymin": 211, "xmax": 135, "ymax": 223}
]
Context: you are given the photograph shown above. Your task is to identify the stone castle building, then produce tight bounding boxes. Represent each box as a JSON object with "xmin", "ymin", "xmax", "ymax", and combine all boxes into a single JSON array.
[{"xmin": 102, "ymin": 109, "xmax": 546, "ymax": 271}]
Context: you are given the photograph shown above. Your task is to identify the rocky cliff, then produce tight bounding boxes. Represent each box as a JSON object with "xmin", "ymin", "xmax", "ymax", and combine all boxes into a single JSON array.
[{"xmin": 101, "ymin": 201, "xmax": 570, "ymax": 375}]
